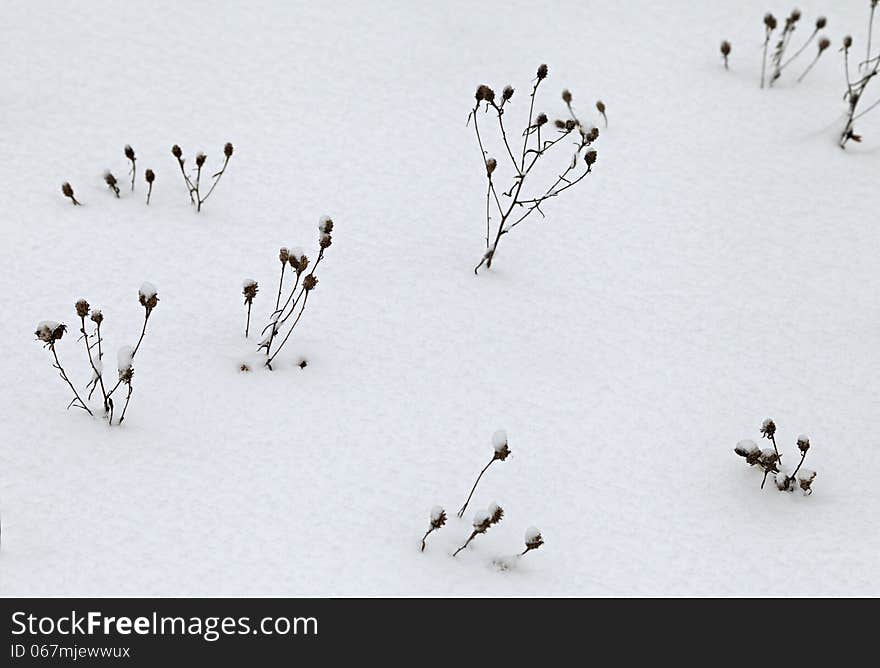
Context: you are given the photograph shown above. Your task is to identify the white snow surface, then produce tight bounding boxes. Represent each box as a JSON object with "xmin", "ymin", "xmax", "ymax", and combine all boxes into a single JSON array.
[{"xmin": 1, "ymin": 1, "xmax": 879, "ymax": 596}]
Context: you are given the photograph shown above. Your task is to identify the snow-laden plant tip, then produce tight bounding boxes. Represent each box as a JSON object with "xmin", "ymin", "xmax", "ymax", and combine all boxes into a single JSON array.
[
  {"xmin": 252, "ymin": 216, "xmax": 335, "ymax": 370},
  {"xmin": 457, "ymin": 429, "xmax": 510, "ymax": 518},
  {"xmin": 171, "ymin": 142, "xmax": 233, "ymax": 212},
  {"xmin": 469, "ymin": 64, "xmax": 602, "ymax": 274},
  {"xmin": 840, "ymin": 2, "xmax": 880, "ymax": 148},
  {"xmin": 34, "ymin": 283, "xmax": 159, "ymax": 426},
  {"xmin": 734, "ymin": 419, "xmax": 817, "ymax": 495},
  {"xmin": 420, "ymin": 506, "xmax": 447, "ymax": 552},
  {"xmin": 757, "ymin": 10, "xmax": 830, "ymax": 88}
]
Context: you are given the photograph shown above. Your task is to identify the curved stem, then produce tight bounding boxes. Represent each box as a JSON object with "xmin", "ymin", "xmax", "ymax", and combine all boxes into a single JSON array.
[
  {"xmin": 457, "ymin": 458, "xmax": 494, "ymax": 518},
  {"xmin": 265, "ymin": 292, "xmax": 310, "ymax": 369},
  {"xmin": 50, "ymin": 344, "xmax": 93, "ymax": 416}
]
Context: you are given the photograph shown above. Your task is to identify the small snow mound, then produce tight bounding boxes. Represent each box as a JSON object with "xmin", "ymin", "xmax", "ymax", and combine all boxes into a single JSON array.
[
  {"xmin": 242, "ymin": 278, "xmax": 257, "ymax": 288},
  {"xmin": 139, "ymin": 282, "xmax": 157, "ymax": 300},
  {"xmin": 525, "ymin": 526, "xmax": 541, "ymax": 542},
  {"xmin": 492, "ymin": 429, "xmax": 508, "ymax": 451},
  {"xmin": 736, "ymin": 439, "xmax": 759, "ymax": 454},
  {"xmin": 473, "ymin": 510, "xmax": 490, "ymax": 527},
  {"xmin": 117, "ymin": 345, "xmax": 134, "ymax": 373},
  {"xmin": 430, "ymin": 506, "xmax": 444, "ymax": 522},
  {"xmin": 797, "ymin": 468, "xmax": 816, "ymax": 481}
]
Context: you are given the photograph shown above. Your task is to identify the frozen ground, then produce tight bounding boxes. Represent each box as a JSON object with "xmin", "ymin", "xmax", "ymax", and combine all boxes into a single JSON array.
[{"xmin": 1, "ymin": 1, "xmax": 878, "ymax": 596}]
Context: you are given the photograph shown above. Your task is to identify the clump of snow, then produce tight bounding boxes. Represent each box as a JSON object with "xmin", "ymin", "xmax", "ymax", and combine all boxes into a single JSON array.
[
  {"xmin": 290, "ymin": 247, "xmax": 305, "ymax": 262},
  {"xmin": 117, "ymin": 346, "xmax": 134, "ymax": 374},
  {"xmin": 473, "ymin": 510, "xmax": 490, "ymax": 528},
  {"xmin": 760, "ymin": 447, "xmax": 776, "ymax": 459},
  {"xmin": 138, "ymin": 282, "xmax": 157, "ymax": 300},
  {"xmin": 797, "ymin": 468, "xmax": 816, "ymax": 482},
  {"xmin": 318, "ymin": 215, "xmax": 333, "ymax": 233},
  {"xmin": 492, "ymin": 429, "xmax": 508, "ymax": 452},
  {"xmin": 525, "ymin": 526, "xmax": 541, "ymax": 543},
  {"xmin": 242, "ymin": 278, "xmax": 257, "ymax": 289},
  {"xmin": 430, "ymin": 506, "xmax": 444, "ymax": 522},
  {"xmin": 735, "ymin": 439, "xmax": 759, "ymax": 455}
]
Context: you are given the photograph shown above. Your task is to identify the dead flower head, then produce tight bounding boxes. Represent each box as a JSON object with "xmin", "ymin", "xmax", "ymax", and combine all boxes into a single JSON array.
[
  {"xmin": 75, "ymin": 299, "xmax": 90, "ymax": 318},
  {"xmin": 138, "ymin": 283, "xmax": 159, "ymax": 313},
  {"xmin": 35, "ymin": 321, "xmax": 67, "ymax": 344}
]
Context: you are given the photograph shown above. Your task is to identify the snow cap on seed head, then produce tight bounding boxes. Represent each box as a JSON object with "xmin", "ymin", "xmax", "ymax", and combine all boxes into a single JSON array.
[
  {"xmin": 524, "ymin": 526, "xmax": 544, "ymax": 552},
  {"xmin": 492, "ymin": 429, "xmax": 510, "ymax": 461},
  {"xmin": 139, "ymin": 282, "xmax": 158, "ymax": 312},
  {"xmin": 473, "ymin": 510, "xmax": 491, "ymax": 532},
  {"xmin": 429, "ymin": 506, "xmax": 447, "ymax": 530}
]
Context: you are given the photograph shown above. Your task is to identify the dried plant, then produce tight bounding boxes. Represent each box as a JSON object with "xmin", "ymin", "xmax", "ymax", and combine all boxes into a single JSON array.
[
  {"xmin": 468, "ymin": 64, "xmax": 601, "ymax": 274},
  {"xmin": 104, "ymin": 171, "xmax": 120, "ymax": 198},
  {"xmin": 257, "ymin": 217, "xmax": 335, "ymax": 370},
  {"xmin": 171, "ymin": 142, "xmax": 234, "ymax": 212},
  {"xmin": 61, "ymin": 182, "xmax": 81, "ymax": 206},
  {"xmin": 242, "ymin": 279, "xmax": 258, "ymax": 337},
  {"xmin": 840, "ymin": 3, "xmax": 880, "ymax": 148},
  {"xmin": 420, "ymin": 506, "xmax": 447, "ymax": 552},
  {"xmin": 734, "ymin": 419, "xmax": 817, "ymax": 494},
  {"xmin": 124, "ymin": 145, "xmax": 137, "ymax": 191},
  {"xmin": 520, "ymin": 527, "xmax": 544, "ymax": 557},
  {"xmin": 36, "ymin": 285, "xmax": 159, "ymax": 426},
  {"xmin": 453, "ymin": 502, "xmax": 504, "ymax": 557},
  {"xmin": 457, "ymin": 429, "xmax": 510, "ymax": 518},
  {"xmin": 145, "ymin": 169, "xmax": 155, "ymax": 205},
  {"xmin": 761, "ymin": 11, "xmax": 829, "ymax": 87},
  {"xmin": 761, "ymin": 13, "xmax": 779, "ymax": 88},
  {"xmin": 721, "ymin": 40, "xmax": 732, "ymax": 69}
]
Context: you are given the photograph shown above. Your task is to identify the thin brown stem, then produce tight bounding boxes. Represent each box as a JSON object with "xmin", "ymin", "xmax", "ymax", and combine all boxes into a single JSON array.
[
  {"xmin": 50, "ymin": 344, "xmax": 93, "ymax": 416},
  {"xmin": 457, "ymin": 458, "xmax": 494, "ymax": 518},
  {"xmin": 452, "ymin": 531, "xmax": 478, "ymax": 557},
  {"xmin": 265, "ymin": 292, "xmax": 310, "ymax": 370},
  {"xmin": 117, "ymin": 383, "xmax": 133, "ymax": 425},
  {"xmin": 80, "ymin": 316, "xmax": 108, "ymax": 413},
  {"xmin": 245, "ymin": 302, "xmax": 253, "ymax": 337}
]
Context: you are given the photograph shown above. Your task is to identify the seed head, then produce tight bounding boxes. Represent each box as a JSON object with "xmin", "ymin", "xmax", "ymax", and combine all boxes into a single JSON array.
[
  {"xmin": 843, "ymin": 35, "xmax": 853, "ymax": 49},
  {"xmin": 564, "ymin": 119, "xmax": 577, "ymax": 131},
  {"xmin": 430, "ymin": 507, "xmax": 447, "ymax": 531},
  {"xmin": 138, "ymin": 283, "xmax": 159, "ymax": 312},
  {"xmin": 124, "ymin": 145, "xmax": 135, "ymax": 161},
  {"xmin": 764, "ymin": 13, "xmax": 777, "ymax": 30},
  {"xmin": 502, "ymin": 85, "xmax": 514, "ymax": 101},
  {"xmin": 90, "ymin": 309, "xmax": 103, "ymax": 326},
  {"xmin": 789, "ymin": 9, "xmax": 801, "ymax": 23},
  {"xmin": 492, "ymin": 429, "xmax": 511, "ymax": 461},
  {"xmin": 561, "ymin": 88, "xmax": 572, "ymax": 104},
  {"xmin": 475, "ymin": 84, "xmax": 495, "ymax": 103},
  {"xmin": 303, "ymin": 275, "xmax": 318, "ymax": 291},
  {"xmin": 584, "ymin": 149, "xmax": 598, "ymax": 166},
  {"xmin": 224, "ymin": 142, "xmax": 234, "ymax": 158},
  {"xmin": 145, "ymin": 169, "xmax": 155, "ymax": 184},
  {"xmin": 536, "ymin": 63, "xmax": 548, "ymax": 80},
  {"xmin": 524, "ymin": 527, "xmax": 544, "ymax": 552},
  {"xmin": 760, "ymin": 418, "xmax": 776, "ymax": 439},
  {"xmin": 171, "ymin": 144, "xmax": 182, "ymax": 158},
  {"xmin": 104, "ymin": 172, "xmax": 118, "ymax": 187},
  {"xmin": 291, "ymin": 253, "xmax": 309, "ymax": 274},
  {"xmin": 596, "ymin": 100, "xmax": 606, "ymax": 114},
  {"xmin": 242, "ymin": 279, "xmax": 258, "ymax": 303},
  {"xmin": 195, "ymin": 153, "xmax": 206, "ymax": 167},
  {"xmin": 318, "ymin": 216, "xmax": 334, "ymax": 234},
  {"xmin": 797, "ymin": 435, "xmax": 810, "ymax": 453},
  {"xmin": 62, "ymin": 182, "xmax": 75, "ymax": 199},
  {"xmin": 721, "ymin": 40, "xmax": 731, "ymax": 56},
  {"xmin": 535, "ymin": 113, "xmax": 548, "ymax": 126},
  {"xmin": 279, "ymin": 247, "xmax": 290, "ymax": 263},
  {"xmin": 486, "ymin": 158, "xmax": 497, "ymax": 176},
  {"xmin": 818, "ymin": 36, "xmax": 830, "ymax": 52},
  {"xmin": 554, "ymin": 119, "xmax": 566, "ymax": 129},
  {"xmin": 35, "ymin": 321, "xmax": 67, "ymax": 343},
  {"xmin": 319, "ymin": 233, "xmax": 333, "ymax": 249},
  {"xmin": 815, "ymin": 16, "xmax": 826, "ymax": 30},
  {"xmin": 488, "ymin": 502, "xmax": 504, "ymax": 525},
  {"xmin": 473, "ymin": 511, "xmax": 491, "ymax": 533},
  {"xmin": 75, "ymin": 299, "xmax": 90, "ymax": 318}
]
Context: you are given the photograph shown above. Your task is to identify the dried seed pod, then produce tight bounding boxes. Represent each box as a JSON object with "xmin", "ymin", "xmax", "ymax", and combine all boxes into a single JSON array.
[
  {"xmin": 502, "ymin": 85, "xmax": 514, "ymax": 101},
  {"xmin": 145, "ymin": 169, "xmax": 155, "ymax": 184},
  {"xmin": 843, "ymin": 35, "xmax": 853, "ymax": 49},
  {"xmin": 224, "ymin": 142, "xmax": 234, "ymax": 158},
  {"xmin": 124, "ymin": 145, "xmax": 135, "ymax": 161},
  {"xmin": 584, "ymin": 149, "xmax": 598, "ymax": 167},
  {"xmin": 818, "ymin": 37, "xmax": 830, "ymax": 52},
  {"xmin": 279, "ymin": 247, "xmax": 290, "ymax": 264},
  {"xmin": 486, "ymin": 158, "xmax": 497, "ymax": 176},
  {"xmin": 75, "ymin": 299, "xmax": 90, "ymax": 318},
  {"xmin": 524, "ymin": 527, "xmax": 544, "ymax": 552},
  {"xmin": 764, "ymin": 13, "xmax": 777, "ymax": 30},
  {"xmin": 195, "ymin": 153, "xmax": 206, "ymax": 167},
  {"xmin": 171, "ymin": 144, "xmax": 182, "ymax": 158},
  {"xmin": 536, "ymin": 63, "xmax": 548, "ymax": 80},
  {"xmin": 535, "ymin": 113, "xmax": 548, "ymax": 126},
  {"xmin": 303, "ymin": 275, "xmax": 318, "ymax": 291},
  {"xmin": 90, "ymin": 310, "xmax": 103, "ymax": 325},
  {"xmin": 815, "ymin": 16, "xmax": 826, "ymax": 30},
  {"xmin": 797, "ymin": 435, "xmax": 810, "ymax": 453},
  {"xmin": 492, "ymin": 429, "xmax": 511, "ymax": 461},
  {"xmin": 561, "ymin": 88, "xmax": 572, "ymax": 104}
]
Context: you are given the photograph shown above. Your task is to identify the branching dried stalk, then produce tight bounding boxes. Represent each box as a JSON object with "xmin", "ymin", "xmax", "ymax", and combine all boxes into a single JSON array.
[
  {"xmin": 171, "ymin": 142, "xmax": 234, "ymax": 211},
  {"xmin": 734, "ymin": 419, "xmax": 817, "ymax": 495},
  {"xmin": 468, "ymin": 64, "xmax": 601, "ymax": 274},
  {"xmin": 840, "ymin": 4, "xmax": 880, "ymax": 148},
  {"xmin": 36, "ymin": 285, "xmax": 159, "ymax": 426},
  {"xmin": 257, "ymin": 217, "xmax": 335, "ymax": 370},
  {"xmin": 457, "ymin": 430, "xmax": 510, "ymax": 518}
]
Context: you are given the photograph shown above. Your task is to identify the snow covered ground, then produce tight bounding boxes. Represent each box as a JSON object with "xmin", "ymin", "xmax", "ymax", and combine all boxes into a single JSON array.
[{"xmin": 1, "ymin": 1, "xmax": 878, "ymax": 596}]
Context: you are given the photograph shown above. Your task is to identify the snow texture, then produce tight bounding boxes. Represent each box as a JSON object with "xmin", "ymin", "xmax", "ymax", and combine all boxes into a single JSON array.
[{"xmin": 1, "ymin": 1, "xmax": 879, "ymax": 596}]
